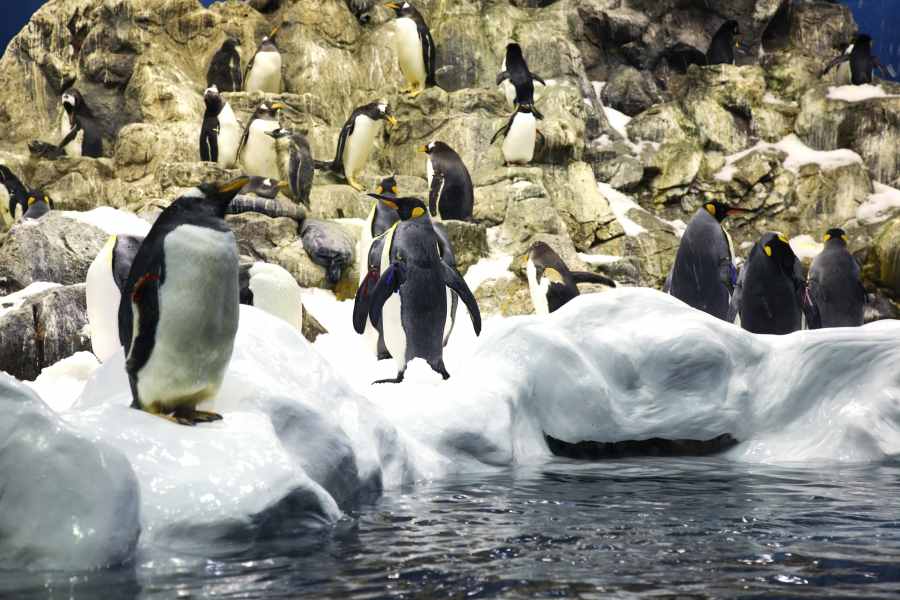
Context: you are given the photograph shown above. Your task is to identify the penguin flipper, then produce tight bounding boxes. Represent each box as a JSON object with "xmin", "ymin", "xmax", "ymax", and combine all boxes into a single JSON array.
[
  {"xmin": 441, "ymin": 262, "xmax": 481, "ymax": 335},
  {"xmin": 496, "ymin": 70, "xmax": 510, "ymax": 86},
  {"xmin": 491, "ymin": 113, "xmax": 514, "ymax": 144},
  {"xmin": 821, "ymin": 53, "xmax": 849, "ymax": 76},
  {"xmin": 368, "ymin": 262, "xmax": 407, "ymax": 328},
  {"xmin": 422, "ymin": 27, "xmax": 437, "ymax": 86},
  {"xmin": 570, "ymin": 271, "xmax": 617, "ymax": 288},
  {"xmin": 332, "ymin": 117, "xmax": 355, "ymax": 174},
  {"xmin": 428, "ymin": 171, "xmax": 444, "ymax": 216},
  {"xmin": 531, "ymin": 73, "xmax": 547, "ymax": 86},
  {"xmin": 58, "ymin": 123, "xmax": 83, "ymax": 151},
  {"xmin": 353, "ymin": 268, "xmax": 379, "ymax": 334}
]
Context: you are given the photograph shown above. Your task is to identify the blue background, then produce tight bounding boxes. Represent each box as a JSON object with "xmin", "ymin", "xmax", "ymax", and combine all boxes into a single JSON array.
[{"xmin": 0, "ymin": 0, "xmax": 897, "ymax": 80}]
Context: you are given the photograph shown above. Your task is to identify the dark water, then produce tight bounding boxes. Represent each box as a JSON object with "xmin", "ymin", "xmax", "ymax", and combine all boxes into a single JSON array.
[{"xmin": 3, "ymin": 458, "xmax": 900, "ymax": 599}]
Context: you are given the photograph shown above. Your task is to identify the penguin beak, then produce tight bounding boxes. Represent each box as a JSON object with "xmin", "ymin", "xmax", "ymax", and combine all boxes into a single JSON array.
[
  {"xmin": 217, "ymin": 176, "xmax": 251, "ymax": 196},
  {"xmin": 416, "ymin": 145, "xmax": 428, "ymax": 153},
  {"xmin": 269, "ymin": 102, "xmax": 286, "ymax": 111},
  {"xmin": 386, "ymin": 115, "xmax": 398, "ymax": 127},
  {"xmin": 384, "ymin": 2, "xmax": 401, "ymax": 8},
  {"xmin": 277, "ymin": 180, "xmax": 290, "ymax": 190},
  {"xmin": 725, "ymin": 207, "xmax": 753, "ymax": 217},
  {"xmin": 269, "ymin": 26, "xmax": 280, "ymax": 38}
]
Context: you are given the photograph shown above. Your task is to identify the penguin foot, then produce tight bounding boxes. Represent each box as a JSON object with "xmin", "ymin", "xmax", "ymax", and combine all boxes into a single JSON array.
[
  {"xmin": 161, "ymin": 414, "xmax": 196, "ymax": 427},
  {"xmin": 188, "ymin": 409, "xmax": 224, "ymax": 423},
  {"xmin": 407, "ymin": 87, "xmax": 424, "ymax": 99},
  {"xmin": 373, "ymin": 372, "xmax": 405, "ymax": 384},
  {"xmin": 399, "ymin": 85, "xmax": 413, "ymax": 94},
  {"xmin": 347, "ymin": 178, "xmax": 366, "ymax": 192},
  {"xmin": 168, "ymin": 408, "xmax": 224, "ymax": 425},
  {"xmin": 376, "ymin": 350, "xmax": 393, "ymax": 361}
]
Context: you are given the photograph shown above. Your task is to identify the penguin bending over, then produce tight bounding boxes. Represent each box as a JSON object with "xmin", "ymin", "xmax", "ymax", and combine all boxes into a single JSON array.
[
  {"xmin": 238, "ymin": 101, "xmax": 284, "ymax": 179},
  {"xmin": 244, "ymin": 32, "xmax": 282, "ymax": 93},
  {"xmin": 669, "ymin": 200, "xmax": 752, "ymax": 321},
  {"xmin": 267, "ymin": 127, "xmax": 315, "ymax": 206},
  {"xmin": 316, "ymin": 102, "xmax": 397, "ymax": 192},
  {"xmin": 419, "ymin": 141, "xmax": 473, "ymax": 221},
  {"xmin": 354, "ymin": 195, "xmax": 481, "ymax": 383},
  {"xmin": 821, "ymin": 34, "xmax": 889, "ymax": 85},
  {"xmin": 0, "ymin": 165, "xmax": 30, "ymax": 228},
  {"xmin": 496, "ymin": 43, "xmax": 546, "ymax": 110},
  {"xmin": 806, "ymin": 228, "xmax": 865, "ymax": 328},
  {"xmin": 707, "ymin": 20, "xmax": 740, "ymax": 66},
  {"xmin": 207, "ymin": 38, "xmax": 243, "ymax": 92},
  {"xmin": 118, "ymin": 176, "xmax": 249, "ymax": 425},
  {"xmin": 200, "ymin": 85, "xmax": 242, "ymax": 168},
  {"xmin": 526, "ymin": 242, "xmax": 616, "ymax": 315},
  {"xmin": 491, "ymin": 105, "xmax": 544, "ymax": 165},
  {"xmin": 301, "ymin": 219, "xmax": 356, "ymax": 284},
  {"xmin": 728, "ymin": 232, "xmax": 807, "ymax": 335},
  {"xmin": 385, "ymin": 2, "xmax": 436, "ymax": 97}
]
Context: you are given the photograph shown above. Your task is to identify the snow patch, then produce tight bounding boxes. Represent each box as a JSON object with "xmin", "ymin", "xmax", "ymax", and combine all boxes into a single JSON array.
[
  {"xmin": 597, "ymin": 182, "xmax": 646, "ymax": 236},
  {"xmin": 715, "ymin": 135, "xmax": 863, "ymax": 181},
  {"xmin": 464, "ymin": 254, "xmax": 513, "ymax": 292},
  {"xmin": 603, "ymin": 105, "xmax": 631, "ymax": 140},
  {"xmin": 60, "ymin": 207, "xmax": 152, "ymax": 237},
  {"xmin": 577, "ymin": 253, "xmax": 622, "ymax": 266},
  {"xmin": 857, "ymin": 182, "xmax": 900, "ymax": 224},
  {"xmin": 789, "ymin": 234, "xmax": 824, "ymax": 261},
  {"xmin": 25, "ymin": 351, "xmax": 100, "ymax": 412},
  {"xmin": 827, "ymin": 84, "xmax": 896, "ymax": 103},
  {"xmin": 0, "ymin": 282, "xmax": 61, "ymax": 318}
]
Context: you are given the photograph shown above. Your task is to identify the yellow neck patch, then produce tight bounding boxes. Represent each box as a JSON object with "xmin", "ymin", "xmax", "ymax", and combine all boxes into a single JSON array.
[{"xmin": 411, "ymin": 206, "xmax": 425, "ymax": 219}]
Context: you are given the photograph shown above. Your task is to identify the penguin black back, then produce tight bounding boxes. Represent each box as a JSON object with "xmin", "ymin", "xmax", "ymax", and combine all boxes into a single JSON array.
[
  {"xmin": 707, "ymin": 20, "xmax": 739, "ymax": 66},
  {"xmin": 371, "ymin": 175, "xmax": 401, "ymax": 237},
  {"xmin": 207, "ymin": 38, "xmax": 243, "ymax": 92},
  {"xmin": 420, "ymin": 141, "xmax": 474, "ymax": 221},
  {"xmin": 62, "ymin": 89, "xmax": 102, "ymax": 158},
  {"xmin": 807, "ymin": 228, "xmax": 866, "ymax": 328},
  {"xmin": 497, "ymin": 43, "xmax": 546, "ymax": 108},
  {"xmin": 0, "ymin": 165, "xmax": 30, "ymax": 222},
  {"xmin": 821, "ymin": 34, "xmax": 884, "ymax": 85}
]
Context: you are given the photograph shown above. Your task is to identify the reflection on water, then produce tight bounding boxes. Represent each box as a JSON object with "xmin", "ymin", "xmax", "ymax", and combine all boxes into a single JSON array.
[{"xmin": 3, "ymin": 458, "xmax": 900, "ymax": 599}]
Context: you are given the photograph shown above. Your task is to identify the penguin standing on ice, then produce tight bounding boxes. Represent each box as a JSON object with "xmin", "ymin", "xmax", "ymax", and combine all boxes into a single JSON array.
[
  {"xmin": 58, "ymin": 89, "xmax": 102, "ymax": 158},
  {"xmin": 491, "ymin": 104, "xmax": 543, "ymax": 165},
  {"xmin": 207, "ymin": 38, "xmax": 243, "ymax": 92},
  {"xmin": 805, "ymin": 228, "xmax": 865, "ymax": 328},
  {"xmin": 821, "ymin": 34, "xmax": 890, "ymax": 85},
  {"xmin": 526, "ymin": 242, "xmax": 616, "ymax": 315},
  {"xmin": 316, "ymin": 102, "xmax": 397, "ymax": 192},
  {"xmin": 385, "ymin": 2, "xmax": 436, "ymax": 98},
  {"xmin": 496, "ymin": 43, "xmax": 546, "ymax": 110},
  {"xmin": 419, "ymin": 141, "xmax": 473, "ymax": 221},
  {"xmin": 707, "ymin": 20, "xmax": 740, "ymax": 66},
  {"xmin": 266, "ymin": 127, "xmax": 315, "ymax": 206},
  {"xmin": 354, "ymin": 195, "xmax": 480, "ymax": 383},
  {"xmin": 200, "ymin": 85, "xmax": 242, "ymax": 168},
  {"xmin": 238, "ymin": 101, "xmax": 284, "ymax": 179},
  {"xmin": 669, "ymin": 200, "xmax": 752, "ymax": 321},
  {"xmin": 118, "ymin": 176, "xmax": 250, "ymax": 425},
  {"xmin": 0, "ymin": 165, "xmax": 30, "ymax": 227},
  {"xmin": 244, "ymin": 32, "xmax": 282, "ymax": 93}
]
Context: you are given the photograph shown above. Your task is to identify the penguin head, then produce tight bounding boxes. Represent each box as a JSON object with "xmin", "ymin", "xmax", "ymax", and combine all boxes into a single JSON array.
[
  {"xmin": 222, "ymin": 38, "xmax": 240, "ymax": 51},
  {"xmin": 367, "ymin": 194, "xmax": 427, "ymax": 221},
  {"xmin": 823, "ymin": 228, "xmax": 849, "ymax": 245},
  {"xmin": 703, "ymin": 200, "xmax": 752, "ymax": 222},
  {"xmin": 760, "ymin": 232, "xmax": 798, "ymax": 271},
  {"xmin": 266, "ymin": 127, "xmax": 290, "ymax": 140},
  {"xmin": 61, "ymin": 89, "xmax": 81, "ymax": 112},
  {"xmin": 384, "ymin": 1, "xmax": 415, "ymax": 17},
  {"xmin": 376, "ymin": 103, "xmax": 398, "ymax": 127},
  {"xmin": 375, "ymin": 175, "xmax": 399, "ymax": 198},
  {"xmin": 186, "ymin": 176, "xmax": 252, "ymax": 216},
  {"xmin": 203, "ymin": 85, "xmax": 223, "ymax": 109},
  {"xmin": 505, "ymin": 42, "xmax": 524, "ymax": 63},
  {"xmin": 258, "ymin": 101, "xmax": 285, "ymax": 118},
  {"xmin": 853, "ymin": 33, "xmax": 872, "ymax": 49},
  {"xmin": 417, "ymin": 141, "xmax": 449, "ymax": 155},
  {"xmin": 258, "ymin": 31, "xmax": 279, "ymax": 51}
]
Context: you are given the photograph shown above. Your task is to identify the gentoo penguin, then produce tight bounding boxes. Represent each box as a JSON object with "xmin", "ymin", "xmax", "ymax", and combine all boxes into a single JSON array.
[
  {"xmin": 345, "ymin": 0, "xmax": 376, "ymax": 23},
  {"xmin": 729, "ymin": 232, "xmax": 807, "ymax": 335},
  {"xmin": 300, "ymin": 219, "xmax": 356, "ymax": 284},
  {"xmin": 707, "ymin": 20, "xmax": 740, "ymax": 66},
  {"xmin": 821, "ymin": 34, "xmax": 887, "ymax": 85},
  {"xmin": 238, "ymin": 101, "xmax": 284, "ymax": 179},
  {"xmin": 526, "ymin": 242, "xmax": 616, "ymax": 315},
  {"xmin": 419, "ymin": 141, "xmax": 473, "ymax": 221},
  {"xmin": 385, "ymin": 1, "xmax": 436, "ymax": 97},
  {"xmin": 240, "ymin": 176, "xmax": 285, "ymax": 199},
  {"xmin": 496, "ymin": 43, "xmax": 546, "ymax": 110},
  {"xmin": 669, "ymin": 200, "xmax": 752, "ymax": 321},
  {"xmin": 207, "ymin": 38, "xmax": 243, "ymax": 92},
  {"xmin": 22, "ymin": 192, "xmax": 52, "ymax": 220},
  {"xmin": 0, "ymin": 165, "xmax": 30, "ymax": 227},
  {"xmin": 239, "ymin": 261, "xmax": 303, "ymax": 330},
  {"xmin": 58, "ymin": 89, "xmax": 102, "ymax": 158},
  {"xmin": 491, "ymin": 105, "xmax": 544, "ymax": 165},
  {"xmin": 244, "ymin": 32, "xmax": 282, "ymax": 93},
  {"xmin": 806, "ymin": 228, "xmax": 865, "ymax": 328},
  {"xmin": 118, "ymin": 176, "xmax": 249, "ymax": 425},
  {"xmin": 316, "ymin": 102, "xmax": 397, "ymax": 192},
  {"xmin": 266, "ymin": 127, "xmax": 315, "ymax": 205},
  {"xmin": 199, "ymin": 85, "xmax": 242, "ymax": 168},
  {"xmin": 355, "ymin": 195, "xmax": 481, "ymax": 383}
]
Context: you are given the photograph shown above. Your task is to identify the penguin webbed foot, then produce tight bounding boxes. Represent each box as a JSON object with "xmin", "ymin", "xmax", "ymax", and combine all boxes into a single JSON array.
[
  {"xmin": 374, "ymin": 371, "xmax": 405, "ymax": 384},
  {"xmin": 347, "ymin": 177, "xmax": 366, "ymax": 192}
]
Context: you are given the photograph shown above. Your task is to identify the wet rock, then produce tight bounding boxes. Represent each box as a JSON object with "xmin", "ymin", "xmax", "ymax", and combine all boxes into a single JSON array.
[
  {"xmin": 301, "ymin": 308, "xmax": 328, "ymax": 343},
  {"xmin": 647, "ymin": 141, "xmax": 704, "ymax": 196},
  {"xmin": 442, "ymin": 220, "xmax": 489, "ymax": 274},
  {"xmin": 867, "ymin": 219, "xmax": 900, "ymax": 297},
  {"xmin": 474, "ymin": 276, "xmax": 533, "ymax": 317},
  {"xmin": 626, "ymin": 103, "xmax": 698, "ymax": 144}
]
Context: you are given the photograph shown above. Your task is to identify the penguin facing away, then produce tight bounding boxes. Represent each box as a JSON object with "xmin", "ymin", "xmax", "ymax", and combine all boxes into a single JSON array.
[
  {"xmin": 200, "ymin": 85, "xmax": 242, "ymax": 168},
  {"xmin": 238, "ymin": 101, "xmax": 284, "ymax": 179},
  {"xmin": 118, "ymin": 176, "xmax": 249, "ymax": 426},
  {"xmin": 496, "ymin": 43, "xmax": 546, "ymax": 110},
  {"xmin": 821, "ymin": 34, "xmax": 889, "ymax": 85},
  {"xmin": 707, "ymin": 20, "xmax": 740, "ymax": 66},
  {"xmin": 355, "ymin": 195, "xmax": 481, "ymax": 383},
  {"xmin": 806, "ymin": 228, "xmax": 866, "ymax": 328},
  {"xmin": 58, "ymin": 89, "xmax": 102, "ymax": 158},
  {"xmin": 244, "ymin": 31, "xmax": 282, "ymax": 93},
  {"xmin": 419, "ymin": 141, "xmax": 474, "ymax": 221},
  {"xmin": 526, "ymin": 242, "xmax": 617, "ymax": 315},
  {"xmin": 316, "ymin": 102, "xmax": 397, "ymax": 192},
  {"xmin": 266, "ymin": 127, "xmax": 315, "ymax": 206},
  {"xmin": 207, "ymin": 38, "xmax": 243, "ymax": 92},
  {"xmin": 385, "ymin": 1, "xmax": 436, "ymax": 97},
  {"xmin": 491, "ymin": 104, "xmax": 544, "ymax": 165},
  {"xmin": 669, "ymin": 200, "xmax": 752, "ymax": 321}
]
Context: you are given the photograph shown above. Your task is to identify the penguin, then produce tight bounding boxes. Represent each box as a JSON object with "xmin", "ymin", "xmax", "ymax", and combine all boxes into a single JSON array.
[
  {"xmin": 419, "ymin": 141, "xmax": 474, "ymax": 221},
  {"xmin": 490, "ymin": 105, "xmax": 544, "ymax": 165},
  {"xmin": 384, "ymin": 1, "xmax": 436, "ymax": 97},
  {"xmin": 300, "ymin": 219, "xmax": 356, "ymax": 284},
  {"xmin": 238, "ymin": 101, "xmax": 284, "ymax": 179},
  {"xmin": 58, "ymin": 89, "xmax": 102, "ymax": 158},
  {"xmin": 656, "ymin": 42, "xmax": 708, "ymax": 74},
  {"xmin": 358, "ymin": 175, "xmax": 401, "ymax": 285},
  {"xmin": 707, "ymin": 20, "xmax": 740, "ymax": 66},
  {"xmin": 207, "ymin": 38, "xmax": 243, "ymax": 92},
  {"xmin": 118, "ymin": 176, "xmax": 249, "ymax": 425},
  {"xmin": 316, "ymin": 102, "xmax": 397, "ymax": 192},
  {"xmin": 821, "ymin": 34, "xmax": 887, "ymax": 85},
  {"xmin": 496, "ymin": 43, "xmax": 546, "ymax": 110},
  {"xmin": 244, "ymin": 32, "xmax": 282, "ymax": 93},
  {"xmin": 805, "ymin": 228, "xmax": 866, "ymax": 328},
  {"xmin": 0, "ymin": 165, "xmax": 30, "ymax": 228},
  {"xmin": 354, "ymin": 195, "xmax": 481, "ymax": 383},
  {"xmin": 526, "ymin": 242, "xmax": 617, "ymax": 315},
  {"xmin": 225, "ymin": 195, "xmax": 305, "ymax": 223},
  {"xmin": 834, "ymin": 42, "xmax": 854, "ymax": 86},
  {"xmin": 240, "ymin": 176, "xmax": 286, "ymax": 199},
  {"xmin": 728, "ymin": 232, "xmax": 807, "ymax": 335},
  {"xmin": 238, "ymin": 260, "xmax": 303, "ymax": 330},
  {"xmin": 22, "ymin": 191, "xmax": 52, "ymax": 220},
  {"xmin": 199, "ymin": 85, "xmax": 242, "ymax": 168},
  {"xmin": 669, "ymin": 200, "xmax": 752, "ymax": 321},
  {"xmin": 345, "ymin": 0, "xmax": 376, "ymax": 24},
  {"xmin": 266, "ymin": 127, "xmax": 315, "ymax": 206}
]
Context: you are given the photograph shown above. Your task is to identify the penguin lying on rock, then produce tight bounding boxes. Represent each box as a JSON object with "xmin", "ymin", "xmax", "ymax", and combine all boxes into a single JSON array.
[
  {"xmin": 806, "ymin": 228, "xmax": 866, "ymax": 328},
  {"xmin": 526, "ymin": 242, "xmax": 616, "ymax": 315},
  {"xmin": 315, "ymin": 102, "xmax": 397, "ymax": 192},
  {"xmin": 240, "ymin": 176, "xmax": 286, "ymax": 199},
  {"xmin": 301, "ymin": 219, "xmax": 356, "ymax": 284}
]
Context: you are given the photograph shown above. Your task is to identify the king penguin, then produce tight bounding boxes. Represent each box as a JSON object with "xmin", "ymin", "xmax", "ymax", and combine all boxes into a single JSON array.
[
  {"xmin": 496, "ymin": 43, "xmax": 546, "ymax": 109},
  {"xmin": 238, "ymin": 101, "xmax": 284, "ymax": 179},
  {"xmin": 707, "ymin": 20, "xmax": 740, "ymax": 66},
  {"xmin": 669, "ymin": 200, "xmax": 752, "ymax": 321},
  {"xmin": 207, "ymin": 38, "xmax": 243, "ymax": 92},
  {"xmin": 244, "ymin": 31, "xmax": 282, "ymax": 93},
  {"xmin": 821, "ymin": 34, "xmax": 887, "ymax": 85},
  {"xmin": 22, "ymin": 191, "xmax": 52, "ymax": 220},
  {"xmin": 419, "ymin": 141, "xmax": 473, "ymax": 221},
  {"xmin": 58, "ymin": 89, "xmax": 102, "ymax": 158},
  {"xmin": 0, "ymin": 165, "xmax": 30, "ymax": 228},
  {"xmin": 200, "ymin": 85, "xmax": 242, "ymax": 169},
  {"xmin": 526, "ymin": 242, "xmax": 616, "ymax": 315},
  {"xmin": 385, "ymin": 2, "xmax": 436, "ymax": 98},
  {"xmin": 266, "ymin": 127, "xmax": 315, "ymax": 206},
  {"xmin": 491, "ymin": 105, "xmax": 543, "ymax": 165},
  {"xmin": 316, "ymin": 102, "xmax": 397, "ymax": 192},
  {"xmin": 354, "ymin": 195, "xmax": 480, "ymax": 383},
  {"xmin": 118, "ymin": 176, "xmax": 249, "ymax": 425},
  {"xmin": 806, "ymin": 228, "xmax": 866, "ymax": 328}
]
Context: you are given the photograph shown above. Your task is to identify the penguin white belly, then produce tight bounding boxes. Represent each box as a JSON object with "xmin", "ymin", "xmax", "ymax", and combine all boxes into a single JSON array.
[
  {"xmin": 526, "ymin": 258, "xmax": 550, "ymax": 315},
  {"xmin": 395, "ymin": 18, "xmax": 426, "ymax": 87},
  {"xmin": 59, "ymin": 113, "xmax": 83, "ymax": 158},
  {"xmin": 342, "ymin": 114, "xmax": 379, "ymax": 178},
  {"xmin": 442, "ymin": 287, "xmax": 454, "ymax": 343},
  {"xmin": 134, "ymin": 225, "xmax": 239, "ymax": 411},
  {"xmin": 382, "ymin": 293, "xmax": 407, "ymax": 371},
  {"xmin": 363, "ymin": 319, "xmax": 381, "ymax": 355},
  {"xmin": 217, "ymin": 102, "xmax": 242, "ymax": 169},
  {"xmin": 86, "ymin": 236, "xmax": 123, "ymax": 362},
  {"xmin": 0, "ymin": 186, "xmax": 13, "ymax": 228},
  {"xmin": 248, "ymin": 262, "xmax": 302, "ymax": 330},
  {"xmin": 243, "ymin": 119, "xmax": 280, "ymax": 179},
  {"xmin": 503, "ymin": 113, "xmax": 536, "ymax": 164},
  {"xmin": 245, "ymin": 51, "xmax": 282, "ymax": 93},
  {"xmin": 499, "ymin": 57, "xmax": 517, "ymax": 106},
  {"xmin": 426, "ymin": 157, "xmax": 433, "ymax": 189}
]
